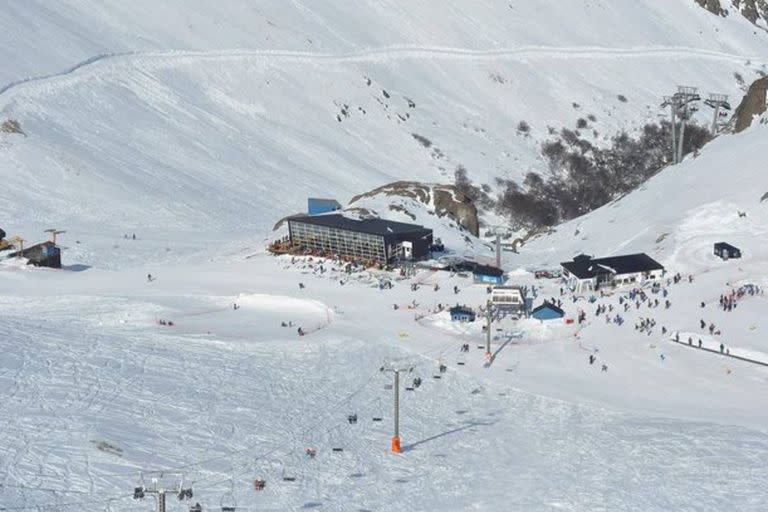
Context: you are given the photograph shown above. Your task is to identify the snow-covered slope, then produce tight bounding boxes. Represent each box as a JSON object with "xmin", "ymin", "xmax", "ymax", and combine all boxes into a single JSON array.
[
  {"xmin": 515, "ymin": 120, "xmax": 768, "ymax": 270},
  {"xmin": 2, "ymin": 1, "xmax": 768, "ymax": 262},
  {"xmin": 3, "ymin": 3, "xmax": 768, "ymax": 511}
]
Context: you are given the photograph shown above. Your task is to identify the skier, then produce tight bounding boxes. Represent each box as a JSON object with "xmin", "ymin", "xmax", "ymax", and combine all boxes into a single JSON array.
[
  {"xmin": 601, "ymin": 364, "xmax": 608, "ymax": 372},
  {"xmin": 298, "ymin": 327, "xmax": 304, "ymax": 336},
  {"xmin": 147, "ymin": 273, "xmax": 153, "ymax": 282},
  {"xmin": 299, "ymin": 282, "xmax": 305, "ymax": 290}
]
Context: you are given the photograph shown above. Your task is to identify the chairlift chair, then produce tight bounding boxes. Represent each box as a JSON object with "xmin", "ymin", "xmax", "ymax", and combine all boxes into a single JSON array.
[
  {"xmin": 347, "ymin": 413, "xmax": 357, "ymax": 424},
  {"xmin": 372, "ymin": 399, "xmax": 383, "ymax": 422},
  {"xmin": 189, "ymin": 503, "xmax": 203, "ymax": 512},
  {"xmin": 220, "ymin": 490, "xmax": 237, "ymax": 512}
]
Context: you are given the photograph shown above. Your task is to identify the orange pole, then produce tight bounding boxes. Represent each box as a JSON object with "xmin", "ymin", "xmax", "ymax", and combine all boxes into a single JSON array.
[{"xmin": 391, "ymin": 436, "xmax": 401, "ymax": 453}]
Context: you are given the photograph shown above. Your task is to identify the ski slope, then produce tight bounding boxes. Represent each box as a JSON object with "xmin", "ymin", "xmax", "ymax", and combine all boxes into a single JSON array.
[{"xmin": 2, "ymin": 244, "xmax": 768, "ymax": 511}]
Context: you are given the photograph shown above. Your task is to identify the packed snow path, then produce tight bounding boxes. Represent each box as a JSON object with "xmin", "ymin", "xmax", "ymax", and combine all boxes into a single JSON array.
[{"xmin": 0, "ymin": 44, "xmax": 764, "ymax": 103}]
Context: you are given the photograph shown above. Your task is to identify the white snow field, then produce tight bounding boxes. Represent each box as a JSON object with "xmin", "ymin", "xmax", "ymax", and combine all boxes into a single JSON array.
[{"xmin": 3, "ymin": 2, "xmax": 768, "ymax": 511}]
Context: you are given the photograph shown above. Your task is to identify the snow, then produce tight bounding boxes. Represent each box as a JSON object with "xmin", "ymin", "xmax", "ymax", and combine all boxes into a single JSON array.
[{"xmin": 3, "ymin": 2, "xmax": 768, "ymax": 511}]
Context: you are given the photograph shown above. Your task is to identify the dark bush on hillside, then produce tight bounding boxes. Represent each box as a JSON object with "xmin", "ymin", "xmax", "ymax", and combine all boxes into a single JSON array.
[
  {"xmin": 454, "ymin": 165, "xmax": 493, "ymax": 208},
  {"xmin": 495, "ymin": 121, "xmax": 711, "ymax": 229}
]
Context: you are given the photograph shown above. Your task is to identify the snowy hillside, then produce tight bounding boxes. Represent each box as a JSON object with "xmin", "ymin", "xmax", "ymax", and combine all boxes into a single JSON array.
[
  {"xmin": 3, "ymin": 2, "xmax": 768, "ymax": 511},
  {"xmin": 2, "ymin": 1, "xmax": 768, "ymax": 258},
  {"xmin": 515, "ymin": 119, "xmax": 768, "ymax": 269}
]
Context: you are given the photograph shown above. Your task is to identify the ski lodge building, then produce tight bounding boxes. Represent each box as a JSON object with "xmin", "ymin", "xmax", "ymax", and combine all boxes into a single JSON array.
[
  {"xmin": 490, "ymin": 285, "xmax": 527, "ymax": 316},
  {"xmin": 473, "ymin": 264, "xmax": 505, "ymax": 285},
  {"xmin": 714, "ymin": 242, "xmax": 741, "ymax": 260},
  {"xmin": 8, "ymin": 241, "xmax": 62, "ymax": 269},
  {"xmin": 449, "ymin": 305, "xmax": 476, "ymax": 322},
  {"xmin": 287, "ymin": 214, "xmax": 433, "ymax": 265},
  {"xmin": 561, "ymin": 253, "xmax": 664, "ymax": 292}
]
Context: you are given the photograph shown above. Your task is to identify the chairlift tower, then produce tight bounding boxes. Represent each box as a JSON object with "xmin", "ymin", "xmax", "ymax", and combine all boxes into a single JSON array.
[
  {"xmin": 485, "ymin": 299, "xmax": 493, "ymax": 360},
  {"xmin": 133, "ymin": 471, "xmax": 194, "ymax": 512},
  {"xmin": 661, "ymin": 86, "xmax": 701, "ymax": 164},
  {"xmin": 675, "ymin": 86, "xmax": 701, "ymax": 164},
  {"xmin": 44, "ymin": 228, "xmax": 66, "ymax": 245},
  {"xmin": 486, "ymin": 224, "xmax": 510, "ymax": 268},
  {"xmin": 704, "ymin": 93, "xmax": 730, "ymax": 134},
  {"xmin": 380, "ymin": 358, "xmax": 415, "ymax": 453},
  {"xmin": 660, "ymin": 95, "xmax": 679, "ymax": 163}
]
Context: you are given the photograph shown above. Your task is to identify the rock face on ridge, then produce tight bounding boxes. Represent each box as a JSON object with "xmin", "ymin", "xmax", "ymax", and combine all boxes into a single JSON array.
[{"xmin": 733, "ymin": 76, "xmax": 768, "ymax": 133}]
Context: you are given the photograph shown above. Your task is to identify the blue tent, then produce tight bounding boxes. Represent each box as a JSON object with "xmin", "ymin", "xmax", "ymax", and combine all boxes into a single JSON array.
[{"xmin": 530, "ymin": 302, "xmax": 565, "ymax": 321}]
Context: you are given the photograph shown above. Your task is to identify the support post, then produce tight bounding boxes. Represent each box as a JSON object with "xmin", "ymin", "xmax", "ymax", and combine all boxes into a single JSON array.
[
  {"xmin": 381, "ymin": 359, "xmax": 414, "ymax": 454},
  {"xmin": 486, "ymin": 299, "xmax": 492, "ymax": 357},
  {"xmin": 495, "ymin": 232, "xmax": 501, "ymax": 269},
  {"xmin": 677, "ymin": 105, "xmax": 687, "ymax": 164},
  {"xmin": 157, "ymin": 493, "xmax": 166, "ymax": 512},
  {"xmin": 392, "ymin": 370, "xmax": 401, "ymax": 453},
  {"xmin": 670, "ymin": 100, "xmax": 677, "ymax": 163}
]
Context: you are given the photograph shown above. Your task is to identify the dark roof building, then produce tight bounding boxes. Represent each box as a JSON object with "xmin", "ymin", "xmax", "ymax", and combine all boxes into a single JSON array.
[
  {"xmin": 714, "ymin": 242, "xmax": 741, "ymax": 260},
  {"xmin": 561, "ymin": 253, "xmax": 663, "ymax": 279},
  {"xmin": 449, "ymin": 305, "xmax": 476, "ymax": 322},
  {"xmin": 288, "ymin": 214, "xmax": 432, "ymax": 265},
  {"xmin": 8, "ymin": 241, "xmax": 61, "ymax": 269},
  {"xmin": 473, "ymin": 264, "xmax": 505, "ymax": 284},
  {"xmin": 561, "ymin": 253, "xmax": 664, "ymax": 292}
]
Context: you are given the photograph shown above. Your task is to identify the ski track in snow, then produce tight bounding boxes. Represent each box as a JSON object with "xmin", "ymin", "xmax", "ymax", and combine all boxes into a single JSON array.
[{"xmin": 0, "ymin": 44, "xmax": 763, "ymax": 107}]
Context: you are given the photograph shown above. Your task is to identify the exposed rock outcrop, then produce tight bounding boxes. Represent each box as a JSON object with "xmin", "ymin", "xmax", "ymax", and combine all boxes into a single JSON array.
[
  {"xmin": 349, "ymin": 181, "xmax": 480, "ymax": 236},
  {"xmin": 733, "ymin": 76, "xmax": 768, "ymax": 133},
  {"xmin": 695, "ymin": 0, "xmax": 768, "ymax": 27}
]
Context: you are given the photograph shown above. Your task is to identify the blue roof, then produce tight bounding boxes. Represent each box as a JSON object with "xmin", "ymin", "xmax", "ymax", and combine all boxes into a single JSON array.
[
  {"xmin": 531, "ymin": 302, "xmax": 565, "ymax": 316},
  {"xmin": 308, "ymin": 198, "xmax": 342, "ymax": 207}
]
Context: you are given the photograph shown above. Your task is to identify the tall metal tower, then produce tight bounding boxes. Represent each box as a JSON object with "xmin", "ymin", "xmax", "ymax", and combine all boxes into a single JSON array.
[
  {"xmin": 675, "ymin": 86, "xmax": 701, "ymax": 164},
  {"xmin": 661, "ymin": 86, "xmax": 701, "ymax": 164},
  {"xmin": 704, "ymin": 93, "xmax": 731, "ymax": 134},
  {"xmin": 380, "ymin": 359, "xmax": 415, "ymax": 453}
]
